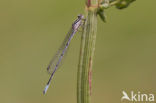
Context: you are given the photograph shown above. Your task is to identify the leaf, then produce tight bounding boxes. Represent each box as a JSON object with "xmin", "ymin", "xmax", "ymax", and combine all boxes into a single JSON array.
[
  {"xmin": 115, "ymin": 0, "xmax": 136, "ymax": 9},
  {"xmin": 97, "ymin": 8, "xmax": 106, "ymax": 22}
]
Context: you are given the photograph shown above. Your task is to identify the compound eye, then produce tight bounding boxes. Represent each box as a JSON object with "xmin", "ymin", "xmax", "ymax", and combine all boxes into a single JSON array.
[{"xmin": 78, "ymin": 14, "xmax": 82, "ymax": 18}]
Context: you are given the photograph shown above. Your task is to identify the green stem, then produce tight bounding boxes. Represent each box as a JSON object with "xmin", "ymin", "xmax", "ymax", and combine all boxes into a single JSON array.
[
  {"xmin": 110, "ymin": 0, "xmax": 120, "ymax": 6},
  {"xmin": 77, "ymin": 0, "xmax": 136, "ymax": 103},
  {"xmin": 77, "ymin": 0, "xmax": 98, "ymax": 103}
]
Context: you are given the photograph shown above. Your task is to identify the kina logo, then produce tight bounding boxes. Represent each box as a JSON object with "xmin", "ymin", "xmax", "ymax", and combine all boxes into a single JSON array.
[{"xmin": 121, "ymin": 90, "xmax": 155, "ymax": 102}]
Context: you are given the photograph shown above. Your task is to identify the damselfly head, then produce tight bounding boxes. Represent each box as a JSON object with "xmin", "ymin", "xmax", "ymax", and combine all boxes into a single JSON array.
[{"xmin": 78, "ymin": 14, "xmax": 84, "ymax": 19}]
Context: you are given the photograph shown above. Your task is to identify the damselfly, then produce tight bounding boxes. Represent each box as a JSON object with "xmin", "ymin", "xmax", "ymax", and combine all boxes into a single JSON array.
[{"xmin": 43, "ymin": 14, "xmax": 84, "ymax": 94}]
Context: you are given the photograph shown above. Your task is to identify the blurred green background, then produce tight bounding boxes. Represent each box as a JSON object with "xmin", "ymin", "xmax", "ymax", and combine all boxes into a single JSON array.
[{"xmin": 0, "ymin": 0, "xmax": 156, "ymax": 103}]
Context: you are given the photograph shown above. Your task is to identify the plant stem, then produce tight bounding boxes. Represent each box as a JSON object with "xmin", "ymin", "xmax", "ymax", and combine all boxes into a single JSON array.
[
  {"xmin": 77, "ymin": 0, "xmax": 136, "ymax": 103},
  {"xmin": 77, "ymin": 0, "xmax": 98, "ymax": 103}
]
